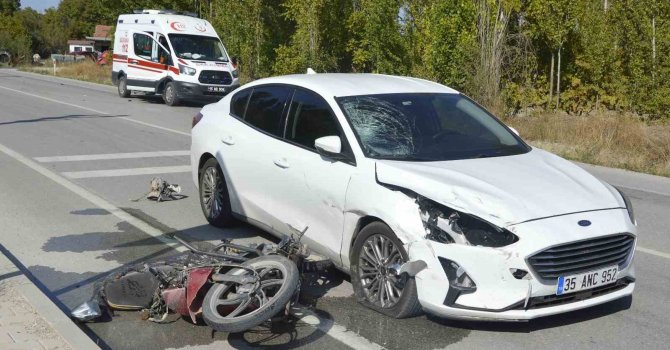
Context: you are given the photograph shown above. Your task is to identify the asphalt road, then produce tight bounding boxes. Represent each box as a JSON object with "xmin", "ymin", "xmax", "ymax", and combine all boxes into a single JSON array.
[{"xmin": 1, "ymin": 69, "xmax": 669, "ymax": 350}]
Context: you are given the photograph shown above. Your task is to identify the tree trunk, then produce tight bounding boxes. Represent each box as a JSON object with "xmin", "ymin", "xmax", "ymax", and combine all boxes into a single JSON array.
[
  {"xmin": 652, "ymin": 15, "xmax": 656, "ymax": 80},
  {"xmin": 548, "ymin": 52, "xmax": 554, "ymax": 109},
  {"xmin": 556, "ymin": 45, "xmax": 562, "ymax": 110}
]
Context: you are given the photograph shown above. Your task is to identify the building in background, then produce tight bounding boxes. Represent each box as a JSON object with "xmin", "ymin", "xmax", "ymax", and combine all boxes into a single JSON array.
[
  {"xmin": 67, "ymin": 25, "xmax": 113, "ymax": 54},
  {"xmin": 67, "ymin": 39, "xmax": 94, "ymax": 53},
  {"xmin": 86, "ymin": 25, "xmax": 113, "ymax": 52}
]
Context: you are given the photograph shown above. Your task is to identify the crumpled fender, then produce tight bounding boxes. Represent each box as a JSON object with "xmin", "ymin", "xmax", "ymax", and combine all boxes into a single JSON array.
[
  {"xmin": 186, "ymin": 267, "xmax": 213, "ymax": 323},
  {"xmin": 162, "ymin": 287, "xmax": 188, "ymax": 316}
]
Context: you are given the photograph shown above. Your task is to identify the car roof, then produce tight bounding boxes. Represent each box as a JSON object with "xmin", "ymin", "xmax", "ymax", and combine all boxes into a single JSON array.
[{"xmin": 241, "ymin": 73, "xmax": 460, "ymax": 97}]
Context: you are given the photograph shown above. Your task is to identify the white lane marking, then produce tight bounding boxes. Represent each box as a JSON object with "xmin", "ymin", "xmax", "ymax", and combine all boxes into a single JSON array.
[
  {"xmin": 0, "ymin": 142, "xmax": 185, "ymax": 253},
  {"xmin": 0, "ymin": 141, "xmax": 386, "ymax": 350},
  {"xmin": 35, "ymin": 150, "xmax": 190, "ymax": 163},
  {"xmin": 637, "ymin": 246, "xmax": 670, "ymax": 260},
  {"xmin": 0, "ymin": 84, "xmax": 190, "ymax": 136},
  {"xmin": 291, "ymin": 306, "xmax": 386, "ymax": 350},
  {"xmin": 62, "ymin": 165, "xmax": 191, "ymax": 179}
]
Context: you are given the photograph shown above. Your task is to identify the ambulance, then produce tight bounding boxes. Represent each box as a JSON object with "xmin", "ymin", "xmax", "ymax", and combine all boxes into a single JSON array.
[{"xmin": 112, "ymin": 10, "xmax": 239, "ymax": 106}]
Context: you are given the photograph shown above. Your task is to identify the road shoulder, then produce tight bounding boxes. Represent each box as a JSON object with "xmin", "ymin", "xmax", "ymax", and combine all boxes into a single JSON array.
[{"xmin": 0, "ymin": 248, "xmax": 100, "ymax": 350}]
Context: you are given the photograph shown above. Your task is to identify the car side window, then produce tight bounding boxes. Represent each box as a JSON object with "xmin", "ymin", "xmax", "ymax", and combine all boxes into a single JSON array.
[
  {"xmin": 244, "ymin": 86, "xmax": 292, "ymax": 136},
  {"xmin": 286, "ymin": 89, "xmax": 341, "ymax": 150},
  {"xmin": 231, "ymin": 88, "xmax": 252, "ymax": 118}
]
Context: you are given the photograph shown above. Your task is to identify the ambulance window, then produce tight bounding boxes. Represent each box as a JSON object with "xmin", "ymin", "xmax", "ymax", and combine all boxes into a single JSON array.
[
  {"xmin": 133, "ymin": 33, "xmax": 153, "ymax": 58},
  {"xmin": 158, "ymin": 34, "xmax": 171, "ymax": 64}
]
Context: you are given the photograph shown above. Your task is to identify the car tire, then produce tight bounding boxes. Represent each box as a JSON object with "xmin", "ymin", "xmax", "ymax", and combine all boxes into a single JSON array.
[
  {"xmin": 117, "ymin": 75, "xmax": 130, "ymax": 98},
  {"xmin": 350, "ymin": 221, "xmax": 423, "ymax": 318},
  {"xmin": 163, "ymin": 81, "xmax": 180, "ymax": 106},
  {"xmin": 199, "ymin": 158, "xmax": 235, "ymax": 227}
]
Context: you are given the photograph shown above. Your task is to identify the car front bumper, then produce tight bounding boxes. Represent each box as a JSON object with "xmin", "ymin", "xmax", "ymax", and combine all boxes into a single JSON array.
[
  {"xmin": 409, "ymin": 208, "xmax": 637, "ymax": 321},
  {"xmin": 174, "ymin": 81, "xmax": 239, "ymax": 102}
]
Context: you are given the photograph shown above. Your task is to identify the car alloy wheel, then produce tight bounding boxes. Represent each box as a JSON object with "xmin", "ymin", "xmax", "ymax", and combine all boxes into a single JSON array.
[
  {"xmin": 358, "ymin": 234, "xmax": 405, "ymax": 308},
  {"xmin": 201, "ymin": 166, "xmax": 224, "ymax": 220}
]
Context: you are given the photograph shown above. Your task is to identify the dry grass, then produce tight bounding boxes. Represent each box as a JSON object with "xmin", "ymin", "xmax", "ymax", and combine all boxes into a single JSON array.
[
  {"xmin": 504, "ymin": 113, "xmax": 670, "ymax": 177},
  {"xmin": 19, "ymin": 59, "xmax": 113, "ymax": 85}
]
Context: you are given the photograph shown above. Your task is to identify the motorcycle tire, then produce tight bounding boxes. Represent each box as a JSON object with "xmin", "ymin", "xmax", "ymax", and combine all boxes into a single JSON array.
[{"xmin": 202, "ymin": 255, "xmax": 299, "ymax": 333}]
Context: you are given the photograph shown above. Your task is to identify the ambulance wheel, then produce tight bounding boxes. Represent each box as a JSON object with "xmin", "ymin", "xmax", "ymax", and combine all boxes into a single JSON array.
[
  {"xmin": 117, "ymin": 75, "xmax": 130, "ymax": 98},
  {"xmin": 163, "ymin": 81, "xmax": 180, "ymax": 106}
]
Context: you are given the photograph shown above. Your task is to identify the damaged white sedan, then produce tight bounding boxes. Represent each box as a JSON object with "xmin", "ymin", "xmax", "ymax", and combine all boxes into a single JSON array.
[{"xmin": 190, "ymin": 73, "xmax": 636, "ymax": 321}]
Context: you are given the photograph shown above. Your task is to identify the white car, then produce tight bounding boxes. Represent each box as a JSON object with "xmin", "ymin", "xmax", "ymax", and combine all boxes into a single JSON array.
[{"xmin": 190, "ymin": 73, "xmax": 636, "ymax": 321}]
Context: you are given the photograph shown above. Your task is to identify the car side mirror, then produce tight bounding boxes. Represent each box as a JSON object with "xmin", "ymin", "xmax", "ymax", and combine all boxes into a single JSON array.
[
  {"xmin": 231, "ymin": 56, "xmax": 238, "ymax": 66},
  {"xmin": 314, "ymin": 136, "xmax": 342, "ymax": 157}
]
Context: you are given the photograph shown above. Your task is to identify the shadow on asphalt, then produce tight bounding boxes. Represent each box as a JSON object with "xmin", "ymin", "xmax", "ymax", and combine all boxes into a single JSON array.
[
  {"xmin": 134, "ymin": 94, "xmax": 210, "ymax": 108},
  {"xmin": 0, "ymin": 114, "xmax": 129, "ymax": 126},
  {"xmin": 428, "ymin": 295, "xmax": 633, "ymax": 333}
]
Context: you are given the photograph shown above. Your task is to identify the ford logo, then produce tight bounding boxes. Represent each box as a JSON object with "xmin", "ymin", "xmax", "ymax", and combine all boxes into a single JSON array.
[{"xmin": 578, "ymin": 220, "xmax": 591, "ymax": 227}]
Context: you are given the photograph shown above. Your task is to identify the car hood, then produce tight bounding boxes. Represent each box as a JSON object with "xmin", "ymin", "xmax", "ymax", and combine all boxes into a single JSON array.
[{"xmin": 375, "ymin": 148, "xmax": 624, "ymax": 227}]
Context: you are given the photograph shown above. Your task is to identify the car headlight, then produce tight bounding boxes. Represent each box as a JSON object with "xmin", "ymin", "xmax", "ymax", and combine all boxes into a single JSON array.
[
  {"xmin": 231, "ymin": 69, "xmax": 238, "ymax": 78},
  {"xmin": 615, "ymin": 187, "xmax": 636, "ymax": 225},
  {"xmin": 418, "ymin": 197, "xmax": 518, "ymax": 247},
  {"xmin": 179, "ymin": 64, "xmax": 196, "ymax": 76}
]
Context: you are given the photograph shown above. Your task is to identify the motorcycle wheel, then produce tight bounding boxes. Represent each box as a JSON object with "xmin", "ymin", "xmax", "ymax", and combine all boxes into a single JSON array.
[{"xmin": 202, "ymin": 255, "xmax": 299, "ymax": 333}]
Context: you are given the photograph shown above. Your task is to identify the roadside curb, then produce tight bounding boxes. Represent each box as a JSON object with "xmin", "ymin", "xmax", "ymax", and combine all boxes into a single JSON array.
[{"xmin": 0, "ymin": 248, "xmax": 100, "ymax": 350}]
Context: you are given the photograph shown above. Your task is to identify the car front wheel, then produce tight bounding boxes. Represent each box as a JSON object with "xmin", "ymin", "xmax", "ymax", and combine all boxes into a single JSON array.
[
  {"xmin": 163, "ymin": 81, "xmax": 180, "ymax": 106},
  {"xmin": 350, "ymin": 221, "xmax": 423, "ymax": 318},
  {"xmin": 199, "ymin": 158, "xmax": 234, "ymax": 227}
]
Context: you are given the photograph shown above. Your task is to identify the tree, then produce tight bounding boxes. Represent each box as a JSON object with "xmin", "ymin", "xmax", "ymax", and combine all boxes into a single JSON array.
[
  {"xmin": 405, "ymin": 0, "xmax": 476, "ymax": 90},
  {"xmin": 0, "ymin": 0, "xmax": 19, "ymax": 16},
  {"xmin": 527, "ymin": 0, "xmax": 577, "ymax": 110},
  {"xmin": 273, "ymin": 0, "xmax": 351, "ymax": 75},
  {"xmin": 0, "ymin": 12, "xmax": 31, "ymax": 62},
  {"xmin": 347, "ymin": 0, "xmax": 407, "ymax": 74},
  {"xmin": 212, "ymin": 0, "xmax": 292, "ymax": 80}
]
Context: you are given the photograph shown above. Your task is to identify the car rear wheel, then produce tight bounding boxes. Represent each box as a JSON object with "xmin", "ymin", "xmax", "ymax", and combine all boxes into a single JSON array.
[
  {"xmin": 350, "ymin": 221, "xmax": 423, "ymax": 318},
  {"xmin": 117, "ymin": 75, "xmax": 130, "ymax": 98},
  {"xmin": 199, "ymin": 158, "xmax": 234, "ymax": 227}
]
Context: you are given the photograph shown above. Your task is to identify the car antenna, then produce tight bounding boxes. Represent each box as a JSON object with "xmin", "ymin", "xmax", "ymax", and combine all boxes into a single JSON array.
[{"xmin": 306, "ymin": 68, "xmax": 317, "ymax": 74}]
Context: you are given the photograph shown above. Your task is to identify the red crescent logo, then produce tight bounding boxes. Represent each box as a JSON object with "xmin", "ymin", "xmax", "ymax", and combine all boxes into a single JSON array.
[
  {"xmin": 170, "ymin": 22, "xmax": 186, "ymax": 31},
  {"xmin": 195, "ymin": 23, "xmax": 207, "ymax": 32}
]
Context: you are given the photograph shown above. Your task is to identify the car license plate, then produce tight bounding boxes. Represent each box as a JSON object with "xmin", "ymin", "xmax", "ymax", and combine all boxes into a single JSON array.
[
  {"xmin": 207, "ymin": 86, "xmax": 226, "ymax": 93},
  {"xmin": 556, "ymin": 265, "xmax": 618, "ymax": 295}
]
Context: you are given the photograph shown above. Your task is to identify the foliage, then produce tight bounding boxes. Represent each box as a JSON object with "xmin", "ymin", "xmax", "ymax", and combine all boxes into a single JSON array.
[
  {"xmin": 4, "ymin": 0, "xmax": 670, "ymax": 119},
  {"xmin": 0, "ymin": 13, "xmax": 31, "ymax": 62}
]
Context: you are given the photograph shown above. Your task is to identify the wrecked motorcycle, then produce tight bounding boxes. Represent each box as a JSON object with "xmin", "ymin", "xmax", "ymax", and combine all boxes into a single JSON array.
[{"xmin": 73, "ymin": 228, "xmax": 327, "ymax": 333}]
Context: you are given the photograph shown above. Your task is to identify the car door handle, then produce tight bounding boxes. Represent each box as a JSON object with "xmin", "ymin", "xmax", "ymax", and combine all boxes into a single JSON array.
[
  {"xmin": 273, "ymin": 158, "xmax": 290, "ymax": 169},
  {"xmin": 128, "ymin": 59, "xmax": 138, "ymax": 64},
  {"xmin": 221, "ymin": 135, "xmax": 235, "ymax": 145}
]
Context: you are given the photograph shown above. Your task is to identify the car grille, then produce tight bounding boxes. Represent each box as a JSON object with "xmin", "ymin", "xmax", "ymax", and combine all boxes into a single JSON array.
[
  {"xmin": 198, "ymin": 70, "xmax": 232, "ymax": 85},
  {"xmin": 528, "ymin": 234, "xmax": 635, "ymax": 280}
]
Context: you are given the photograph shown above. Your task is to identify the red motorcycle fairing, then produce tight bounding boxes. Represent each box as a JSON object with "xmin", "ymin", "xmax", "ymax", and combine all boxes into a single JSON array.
[{"xmin": 186, "ymin": 267, "xmax": 214, "ymax": 323}]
